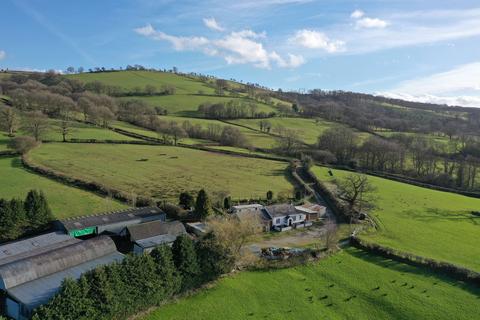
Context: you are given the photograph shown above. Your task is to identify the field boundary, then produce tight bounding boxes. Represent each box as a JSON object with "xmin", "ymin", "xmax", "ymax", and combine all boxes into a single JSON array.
[
  {"xmin": 350, "ymin": 236, "xmax": 480, "ymax": 286},
  {"xmin": 21, "ymin": 153, "xmax": 155, "ymax": 206},
  {"xmin": 302, "ymin": 167, "xmax": 349, "ymax": 222},
  {"xmin": 322, "ymin": 163, "xmax": 480, "ymax": 199}
]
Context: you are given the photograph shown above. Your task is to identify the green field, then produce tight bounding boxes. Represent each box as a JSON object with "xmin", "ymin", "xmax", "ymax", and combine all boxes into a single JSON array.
[
  {"xmin": 1, "ymin": 121, "xmax": 137, "ymax": 149},
  {"xmin": 127, "ymin": 94, "xmax": 277, "ymax": 116},
  {"xmin": 160, "ymin": 116, "xmax": 278, "ymax": 149},
  {"xmin": 312, "ymin": 166, "xmax": 480, "ymax": 271},
  {"xmin": 143, "ymin": 248, "xmax": 480, "ymax": 320},
  {"xmin": 68, "ymin": 71, "xmax": 215, "ymax": 95},
  {"xmin": 111, "ymin": 121, "xmax": 211, "ymax": 145},
  {"xmin": 29, "ymin": 143, "xmax": 293, "ymax": 201},
  {"xmin": 0, "ymin": 156, "xmax": 127, "ymax": 218},
  {"xmin": 40, "ymin": 120, "xmax": 138, "ymax": 141},
  {"xmin": 231, "ymin": 117, "xmax": 371, "ymax": 145}
]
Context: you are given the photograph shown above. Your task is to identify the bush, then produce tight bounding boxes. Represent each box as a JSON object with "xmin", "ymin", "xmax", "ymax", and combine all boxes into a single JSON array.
[{"xmin": 7, "ymin": 136, "xmax": 38, "ymax": 154}]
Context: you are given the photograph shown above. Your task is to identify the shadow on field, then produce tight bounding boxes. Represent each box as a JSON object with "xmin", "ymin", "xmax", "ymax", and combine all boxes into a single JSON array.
[
  {"xmin": 404, "ymin": 208, "xmax": 480, "ymax": 224},
  {"xmin": 10, "ymin": 157, "xmax": 24, "ymax": 168},
  {"xmin": 348, "ymin": 249, "xmax": 480, "ymax": 296}
]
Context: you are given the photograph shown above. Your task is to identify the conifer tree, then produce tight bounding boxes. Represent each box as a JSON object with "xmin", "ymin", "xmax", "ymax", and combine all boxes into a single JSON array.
[
  {"xmin": 24, "ymin": 190, "xmax": 53, "ymax": 231},
  {"xmin": 179, "ymin": 192, "xmax": 194, "ymax": 209},
  {"xmin": 194, "ymin": 189, "xmax": 212, "ymax": 220},
  {"xmin": 196, "ymin": 232, "xmax": 234, "ymax": 281},
  {"xmin": 151, "ymin": 245, "xmax": 181, "ymax": 297},
  {"xmin": 172, "ymin": 234, "xmax": 200, "ymax": 291}
]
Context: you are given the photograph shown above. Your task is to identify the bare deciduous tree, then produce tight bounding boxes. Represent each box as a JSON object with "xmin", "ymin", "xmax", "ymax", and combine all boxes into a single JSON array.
[
  {"xmin": 22, "ymin": 111, "xmax": 49, "ymax": 141},
  {"xmin": 337, "ymin": 173, "xmax": 376, "ymax": 218},
  {"xmin": 208, "ymin": 214, "xmax": 261, "ymax": 266},
  {"xmin": 322, "ymin": 219, "xmax": 338, "ymax": 250},
  {"xmin": 0, "ymin": 105, "xmax": 20, "ymax": 137}
]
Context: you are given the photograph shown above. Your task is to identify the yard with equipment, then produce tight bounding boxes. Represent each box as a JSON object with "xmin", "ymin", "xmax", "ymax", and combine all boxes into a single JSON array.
[
  {"xmin": 0, "ymin": 156, "xmax": 126, "ymax": 218},
  {"xmin": 29, "ymin": 143, "xmax": 293, "ymax": 201},
  {"xmin": 312, "ymin": 166, "xmax": 480, "ymax": 272},
  {"xmin": 143, "ymin": 248, "xmax": 480, "ymax": 320}
]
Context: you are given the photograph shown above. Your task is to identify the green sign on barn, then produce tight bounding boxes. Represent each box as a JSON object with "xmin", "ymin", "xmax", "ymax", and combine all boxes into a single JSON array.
[{"xmin": 69, "ymin": 227, "xmax": 96, "ymax": 237}]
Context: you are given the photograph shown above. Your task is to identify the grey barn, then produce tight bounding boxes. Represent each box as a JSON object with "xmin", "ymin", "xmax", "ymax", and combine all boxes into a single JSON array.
[
  {"xmin": 122, "ymin": 220, "xmax": 187, "ymax": 254},
  {"xmin": 55, "ymin": 206, "xmax": 166, "ymax": 237},
  {"xmin": 0, "ymin": 233, "xmax": 124, "ymax": 320}
]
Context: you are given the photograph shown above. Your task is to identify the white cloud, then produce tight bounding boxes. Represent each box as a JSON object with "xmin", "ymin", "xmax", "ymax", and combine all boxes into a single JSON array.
[
  {"xmin": 393, "ymin": 62, "xmax": 480, "ymax": 95},
  {"xmin": 378, "ymin": 92, "xmax": 480, "ymax": 108},
  {"xmin": 382, "ymin": 62, "xmax": 480, "ymax": 108},
  {"xmin": 342, "ymin": 8, "xmax": 480, "ymax": 54},
  {"xmin": 350, "ymin": 10, "xmax": 364, "ymax": 19},
  {"xmin": 135, "ymin": 24, "xmax": 303, "ymax": 69},
  {"xmin": 355, "ymin": 17, "xmax": 389, "ymax": 29},
  {"xmin": 0, "ymin": 50, "xmax": 6, "ymax": 60},
  {"xmin": 270, "ymin": 52, "xmax": 305, "ymax": 68},
  {"xmin": 134, "ymin": 24, "xmax": 209, "ymax": 50},
  {"xmin": 203, "ymin": 17, "xmax": 224, "ymax": 31},
  {"xmin": 350, "ymin": 10, "xmax": 389, "ymax": 29},
  {"xmin": 290, "ymin": 29, "xmax": 345, "ymax": 52}
]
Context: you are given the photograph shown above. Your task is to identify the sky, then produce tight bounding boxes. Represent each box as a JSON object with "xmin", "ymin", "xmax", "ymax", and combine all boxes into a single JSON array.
[{"xmin": 1, "ymin": 0, "xmax": 479, "ymax": 107}]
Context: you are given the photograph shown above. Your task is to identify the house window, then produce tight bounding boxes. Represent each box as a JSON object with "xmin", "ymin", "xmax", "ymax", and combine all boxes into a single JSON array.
[
  {"xmin": 293, "ymin": 216, "xmax": 296, "ymax": 221},
  {"xmin": 276, "ymin": 218, "xmax": 281, "ymax": 224}
]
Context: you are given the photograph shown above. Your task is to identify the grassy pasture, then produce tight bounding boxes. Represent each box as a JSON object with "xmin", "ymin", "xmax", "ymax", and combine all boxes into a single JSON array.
[
  {"xmin": 143, "ymin": 248, "xmax": 480, "ymax": 320},
  {"xmin": 121, "ymin": 94, "xmax": 277, "ymax": 117},
  {"xmin": 160, "ymin": 116, "xmax": 278, "ymax": 149},
  {"xmin": 231, "ymin": 117, "xmax": 371, "ymax": 145},
  {"xmin": 312, "ymin": 166, "xmax": 480, "ymax": 271},
  {"xmin": 68, "ymin": 71, "xmax": 215, "ymax": 95},
  {"xmin": 0, "ymin": 156, "xmax": 126, "ymax": 218},
  {"xmin": 40, "ymin": 120, "xmax": 138, "ymax": 141},
  {"xmin": 29, "ymin": 143, "xmax": 293, "ymax": 201}
]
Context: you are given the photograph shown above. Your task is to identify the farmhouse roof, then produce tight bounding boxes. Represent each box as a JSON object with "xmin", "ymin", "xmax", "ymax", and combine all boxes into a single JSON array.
[
  {"xmin": 0, "ymin": 236, "xmax": 118, "ymax": 290},
  {"xmin": 295, "ymin": 203, "xmax": 326, "ymax": 214},
  {"xmin": 235, "ymin": 210, "xmax": 271, "ymax": 223},
  {"xmin": 59, "ymin": 206, "xmax": 165, "ymax": 232},
  {"xmin": 0, "ymin": 232, "xmax": 76, "ymax": 267},
  {"xmin": 232, "ymin": 204, "xmax": 264, "ymax": 210},
  {"xmin": 127, "ymin": 220, "xmax": 186, "ymax": 242},
  {"xmin": 264, "ymin": 204, "xmax": 297, "ymax": 218}
]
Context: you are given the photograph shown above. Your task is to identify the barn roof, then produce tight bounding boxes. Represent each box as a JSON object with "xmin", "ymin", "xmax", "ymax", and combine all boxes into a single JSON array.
[
  {"xmin": 235, "ymin": 210, "xmax": 271, "ymax": 223},
  {"xmin": 0, "ymin": 236, "xmax": 118, "ymax": 290},
  {"xmin": 59, "ymin": 206, "xmax": 165, "ymax": 232},
  {"xmin": 0, "ymin": 232, "xmax": 75, "ymax": 267},
  {"xmin": 295, "ymin": 203, "xmax": 326, "ymax": 214},
  {"xmin": 265, "ymin": 204, "xmax": 297, "ymax": 218},
  {"xmin": 7, "ymin": 251, "xmax": 124, "ymax": 311},
  {"xmin": 232, "ymin": 204, "xmax": 264, "ymax": 211},
  {"xmin": 127, "ymin": 220, "xmax": 186, "ymax": 242}
]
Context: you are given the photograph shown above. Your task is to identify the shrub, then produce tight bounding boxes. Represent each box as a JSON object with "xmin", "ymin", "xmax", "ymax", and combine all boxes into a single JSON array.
[{"xmin": 7, "ymin": 136, "xmax": 38, "ymax": 154}]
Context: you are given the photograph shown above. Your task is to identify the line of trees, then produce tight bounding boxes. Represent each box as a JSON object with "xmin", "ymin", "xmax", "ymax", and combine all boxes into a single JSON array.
[
  {"xmin": 198, "ymin": 100, "xmax": 274, "ymax": 119},
  {"xmin": 0, "ymin": 190, "xmax": 54, "ymax": 242},
  {"xmin": 32, "ymin": 234, "xmax": 234, "ymax": 320},
  {"xmin": 314, "ymin": 127, "xmax": 480, "ymax": 190},
  {"xmin": 84, "ymin": 81, "xmax": 176, "ymax": 97}
]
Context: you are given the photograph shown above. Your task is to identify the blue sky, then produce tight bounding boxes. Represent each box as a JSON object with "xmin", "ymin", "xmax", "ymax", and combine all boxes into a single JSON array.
[{"xmin": 1, "ymin": 0, "xmax": 479, "ymax": 106}]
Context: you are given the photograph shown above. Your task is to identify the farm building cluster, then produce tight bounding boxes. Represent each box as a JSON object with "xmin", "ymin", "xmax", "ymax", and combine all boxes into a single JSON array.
[
  {"xmin": 232, "ymin": 203, "xmax": 327, "ymax": 232},
  {"xmin": 0, "ymin": 206, "xmax": 186, "ymax": 320},
  {"xmin": 0, "ymin": 202, "xmax": 325, "ymax": 319}
]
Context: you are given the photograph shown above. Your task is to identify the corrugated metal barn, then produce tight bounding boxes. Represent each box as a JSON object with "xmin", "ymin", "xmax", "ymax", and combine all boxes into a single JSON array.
[
  {"xmin": 55, "ymin": 206, "xmax": 166, "ymax": 237},
  {"xmin": 123, "ymin": 220, "xmax": 187, "ymax": 254},
  {"xmin": 0, "ymin": 233, "xmax": 124, "ymax": 320}
]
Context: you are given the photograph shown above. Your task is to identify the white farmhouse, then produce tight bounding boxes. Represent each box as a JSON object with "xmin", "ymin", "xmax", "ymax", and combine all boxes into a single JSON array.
[{"xmin": 264, "ymin": 204, "xmax": 311, "ymax": 232}]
